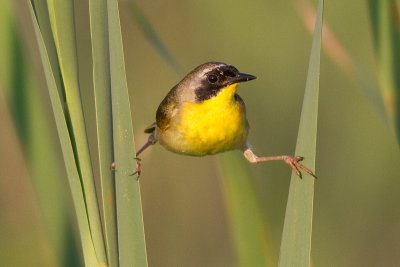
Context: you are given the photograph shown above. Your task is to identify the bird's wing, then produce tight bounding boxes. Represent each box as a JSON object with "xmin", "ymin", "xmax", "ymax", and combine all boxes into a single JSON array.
[
  {"xmin": 234, "ymin": 93, "xmax": 247, "ymax": 114},
  {"xmin": 156, "ymin": 85, "xmax": 179, "ymax": 131}
]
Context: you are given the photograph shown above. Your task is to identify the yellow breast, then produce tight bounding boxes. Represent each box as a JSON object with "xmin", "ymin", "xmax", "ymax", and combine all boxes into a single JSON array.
[{"xmin": 175, "ymin": 83, "xmax": 248, "ymax": 155}]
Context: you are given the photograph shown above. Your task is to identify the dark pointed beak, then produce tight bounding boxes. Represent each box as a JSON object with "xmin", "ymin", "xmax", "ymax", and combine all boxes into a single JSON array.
[{"xmin": 232, "ymin": 72, "xmax": 256, "ymax": 84}]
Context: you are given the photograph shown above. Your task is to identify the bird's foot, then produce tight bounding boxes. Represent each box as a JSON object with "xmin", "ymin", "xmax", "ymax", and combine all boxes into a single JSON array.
[
  {"xmin": 130, "ymin": 157, "xmax": 142, "ymax": 179},
  {"xmin": 282, "ymin": 155, "xmax": 317, "ymax": 179}
]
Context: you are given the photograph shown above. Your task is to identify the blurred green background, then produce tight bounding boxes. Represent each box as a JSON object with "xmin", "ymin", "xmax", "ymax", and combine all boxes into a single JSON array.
[{"xmin": 1, "ymin": 0, "xmax": 399, "ymax": 266}]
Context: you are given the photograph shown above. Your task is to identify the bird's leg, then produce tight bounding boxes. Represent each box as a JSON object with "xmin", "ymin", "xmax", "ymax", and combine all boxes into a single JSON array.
[
  {"xmin": 243, "ymin": 147, "xmax": 316, "ymax": 179},
  {"xmin": 131, "ymin": 132, "xmax": 157, "ymax": 178},
  {"xmin": 136, "ymin": 132, "xmax": 157, "ymax": 157}
]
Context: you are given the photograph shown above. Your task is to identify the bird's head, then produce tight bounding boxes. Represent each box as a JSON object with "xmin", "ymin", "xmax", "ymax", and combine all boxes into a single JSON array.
[{"xmin": 177, "ymin": 62, "xmax": 256, "ymax": 102}]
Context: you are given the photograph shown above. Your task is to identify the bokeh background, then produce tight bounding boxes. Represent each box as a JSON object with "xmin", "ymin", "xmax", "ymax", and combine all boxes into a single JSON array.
[{"xmin": 1, "ymin": 0, "xmax": 399, "ymax": 266}]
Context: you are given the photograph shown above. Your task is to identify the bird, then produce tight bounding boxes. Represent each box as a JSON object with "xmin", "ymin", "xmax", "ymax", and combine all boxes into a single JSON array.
[{"xmin": 134, "ymin": 62, "xmax": 316, "ymax": 178}]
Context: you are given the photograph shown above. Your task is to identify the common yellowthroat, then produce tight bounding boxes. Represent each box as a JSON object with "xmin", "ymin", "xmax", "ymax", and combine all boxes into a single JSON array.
[{"xmin": 135, "ymin": 62, "xmax": 315, "ymax": 178}]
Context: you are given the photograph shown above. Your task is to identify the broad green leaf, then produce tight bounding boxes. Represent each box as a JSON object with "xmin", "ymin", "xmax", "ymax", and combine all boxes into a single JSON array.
[
  {"xmin": 108, "ymin": 0, "xmax": 148, "ymax": 266},
  {"xmin": 278, "ymin": 0, "xmax": 323, "ymax": 266}
]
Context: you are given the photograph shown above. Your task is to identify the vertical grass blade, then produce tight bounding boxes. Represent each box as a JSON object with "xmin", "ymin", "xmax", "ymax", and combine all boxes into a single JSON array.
[
  {"xmin": 278, "ymin": 0, "xmax": 323, "ymax": 266},
  {"xmin": 46, "ymin": 0, "xmax": 107, "ymax": 264},
  {"xmin": 295, "ymin": 0, "xmax": 386, "ymax": 120},
  {"xmin": 108, "ymin": 0, "xmax": 148, "ymax": 266},
  {"xmin": 89, "ymin": 0, "xmax": 118, "ymax": 266},
  {"xmin": 31, "ymin": 0, "xmax": 63, "ymax": 99},
  {"xmin": 29, "ymin": 2, "xmax": 99, "ymax": 266},
  {"xmin": 219, "ymin": 153, "xmax": 276, "ymax": 267},
  {"xmin": 0, "ymin": 0, "xmax": 12, "ymax": 90},
  {"xmin": 4, "ymin": 4, "xmax": 78, "ymax": 264},
  {"xmin": 367, "ymin": 0, "xmax": 400, "ymax": 143}
]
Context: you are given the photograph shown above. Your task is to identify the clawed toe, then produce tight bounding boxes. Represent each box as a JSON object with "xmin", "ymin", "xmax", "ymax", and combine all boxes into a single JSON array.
[
  {"xmin": 130, "ymin": 157, "xmax": 142, "ymax": 179},
  {"xmin": 284, "ymin": 156, "xmax": 317, "ymax": 179}
]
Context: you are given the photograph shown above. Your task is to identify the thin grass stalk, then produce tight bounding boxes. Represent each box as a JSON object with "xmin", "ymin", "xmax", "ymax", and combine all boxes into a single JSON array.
[
  {"xmin": 367, "ymin": 0, "xmax": 400, "ymax": 143},
  {"xmin": 278, "ymin": 0, "xmax": 323, "ymax": 266},
  {"xmin": 3, "ymin": 2, "xmax": 80, "ymax": 265},
  {"xmin": 89, "ymin": 0, "xmax": 118, "ymax": 266},
  {"xmin": 29, "ymin": 2, "xmax": 99, "ymax": 265},
  {"xmin": 107, "ymin": 0, "xmax": 148, "ymax": 266},
  {"xmin": 31, "ymin": 0, "xmax": 63, "ymax": 98},
  {"xmin": 45, "ymin": 0, "xmax": 107, "ymax": 263}
]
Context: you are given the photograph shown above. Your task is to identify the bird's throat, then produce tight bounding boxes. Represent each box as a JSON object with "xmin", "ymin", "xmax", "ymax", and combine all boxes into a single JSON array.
[{"xmin": 175, "ymin": 83, "xmax": 246, "ymax": 155}]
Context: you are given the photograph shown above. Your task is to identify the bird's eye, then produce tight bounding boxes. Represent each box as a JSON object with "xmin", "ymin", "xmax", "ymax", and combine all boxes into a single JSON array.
[{"xmin": 208, "ymin": 74, "xmax": 218, "ymax": 83}]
